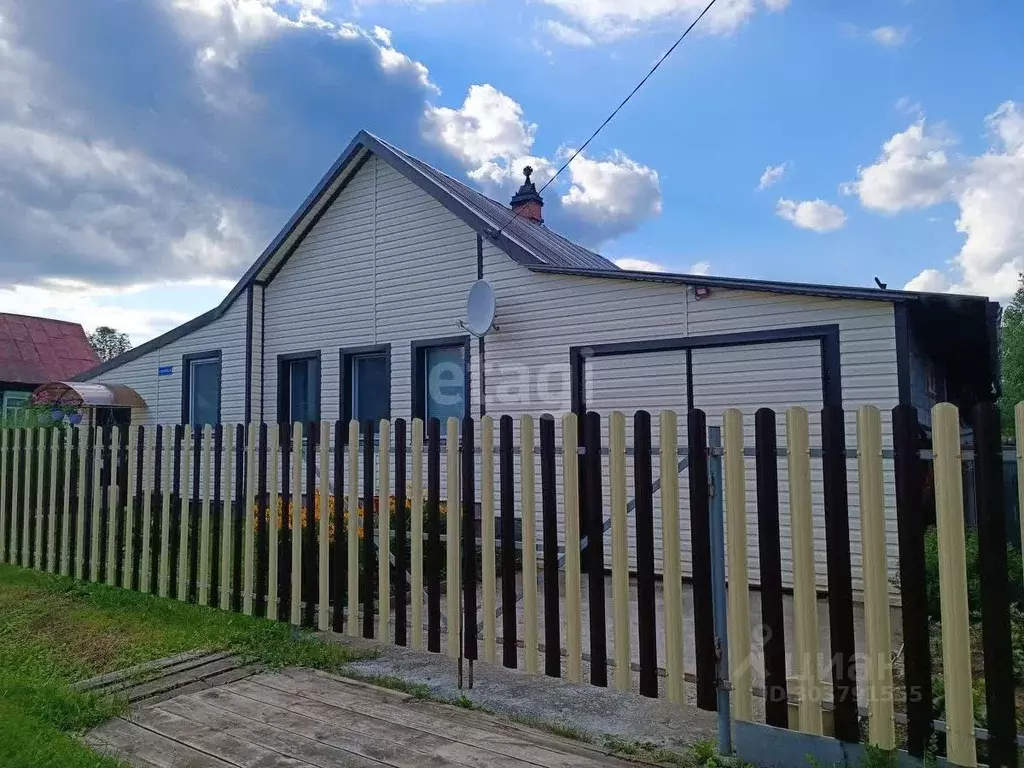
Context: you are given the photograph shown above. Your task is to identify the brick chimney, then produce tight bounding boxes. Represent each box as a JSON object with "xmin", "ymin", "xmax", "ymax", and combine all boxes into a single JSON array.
[{"xmin": 510, "ymin": 165, "xmax": 544, "ymax": 224}]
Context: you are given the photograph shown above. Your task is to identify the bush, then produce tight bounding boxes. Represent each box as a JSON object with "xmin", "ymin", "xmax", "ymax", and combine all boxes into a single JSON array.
[{"xmin": 923, "ymin": 525, "xmax": 1024, "ymax": 621}]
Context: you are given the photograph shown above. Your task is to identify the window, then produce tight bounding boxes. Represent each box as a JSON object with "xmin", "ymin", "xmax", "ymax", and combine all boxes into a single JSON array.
[
  {"xmin": 413, "ymin": 338, "xmax": 469, "ymax": 422},
  {"xmin": 278, "ymin": 352, "xmax": 321, "ymax": 425},
  {"xmin": 341, "ymin": 346, "xmax": 390, "ymax": 427},
  {"xmin": 182, "ymin": 352, "xmax": 221, "ymax": 426},
  {"xmin": 1, "ymin": 391, "xmax": 30, "ymax": 425}
]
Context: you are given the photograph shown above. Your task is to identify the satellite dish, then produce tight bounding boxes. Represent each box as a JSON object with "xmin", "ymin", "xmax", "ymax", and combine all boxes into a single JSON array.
[{"xmin": 459, "ymin": 279, "xmax": 499, "ymax": 337}]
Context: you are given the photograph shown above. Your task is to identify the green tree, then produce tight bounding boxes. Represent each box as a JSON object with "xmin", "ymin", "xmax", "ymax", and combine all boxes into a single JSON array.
[
  {"xmin": 1000, "ymin": 273, "xmax": 1024, "ymax": 434},
  {"xmin": 87, "ymin": 326, "xmax": 132, "ymax": 363}
]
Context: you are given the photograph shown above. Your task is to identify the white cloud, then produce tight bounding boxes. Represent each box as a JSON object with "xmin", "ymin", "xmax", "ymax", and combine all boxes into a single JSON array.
[
  {"xmin": 757, "ymin": 162, "xmax": 786, "ymax": 191},
  {"xmin": 165, "ymin": 0, "xmax": 437, "ymax": 104},
  {"xmin": 560, "ymin": 150, "xmax": 662, "ymax": 231},
  {"xmin": 614, "ymin": 258, "xmax": 665, "ymax": 272},
  {"xmin": 612, "ymin": 258, "xmax": 712, "ymax": 275},
  {"xmin": 543, "ymin": 20, "xmax": 595, "ymax": 46},
  {"xmin": 423, "ymin": 84, "xmax": 536, "ymax": 170},
  {"xmin": 903, "ymin": 268, "xmax": 950, "ymax": 294},
  {"xmin": 851, "ymin": 102, "xmax": 1024, "ymax": 300},
  {"xmin": 533, "ymin": 0, "xmax": 788, "ymax": 42},
  {"xmin": 776, "ymin": 198, "xmax": 847, "ymax": 232},
  {"xmin": 841, "ymin": 120, "xmax": 954, "ymax": 213},
  {"xmin": 425, "ymin": 84, "xmax": 663, "ymax": 243},
  {"xmin": 870, "ymin": 26, "xmax": 909, "ymax": 47}
]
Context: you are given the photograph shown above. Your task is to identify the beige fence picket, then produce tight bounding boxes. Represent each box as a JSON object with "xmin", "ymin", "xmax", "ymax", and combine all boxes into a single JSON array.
[
  {"xmin": 75, "ymin": 427, "xmax": 87, "ymax": 580},
  {"xmin": 347, "ymin": 419, "xmax": 359, "ymax": 637},
  {"xmin": 60, "ymin": 428, "xmax": 73, "ymax": 577},
  {"xmin": 219, "ymin": 426, "xmax": 234, "ymax": 607},
  {"xmin": 34, "ymin": 428, "xmax": 45, "ymax": 570},
  {"xmin": 290, "ymin": 421, "xmax": 303, "ymax": 627},
  {"xmin": 857, "ymin": 406, "xmax": 894, "ymax": 748},
  {"xmin": 411, "ymin": 418, "xmax": 424, "ymax": 650},
  {"xmin": 267, "ymin": 425, "xmax": 280, "ymax": 620},
  {"xmin": 723, "ymin": 408, "xmax": 752, "ymax": 721},
  {"xmin": 23, "ymin": 428, "xmax": 35, "ymax": 567},
  {"xmin": 480, "ymin": 415, "xmax": 497, "ymax": 665},
  {"xmin": 243, "ymin": 423, "xmax": 256, "ymax": 615},
  {"xmin": 520, "ymin": 415, "xmax": 539, "ymax": 675},
  {"xmin": 48, "ymin": 428, "xmax": 60, "ymax": 572},
  {"xmin": 89, "ymin": 428, "xmax": 102, "ymax": 581},
  {"xmin": 660, "ymin": 410, "xmax": 685, "ymax": 705},
  {"xmin": 932, "ymin": 403, "xmax": 977, "ymax": 767},
  {"xmin": 378, "ymin": 419, "xmax": 391, "ymax": 642},
  {"xmin": 786, "ymin": 407, "xmax": 823, "ymax": 735},
  {"xmin": 106, "ymin": 429, "xmax": 120, "ymax": 584},
  {"xmin": 10, "ymin": 430, "xmax": 20, "ymax": 567},
  {"xmin": 198, "ymin": 425, "xmax": 213, "ymax": 606},
  {"xmin": 609, "ymin": 411, "xmax": 630, "ymax": 693},
  {"xmin": 562, "ymin": 412, "xmax": 582, "ymax": 683},
  {"xmin": 318, "ymin": 420, "xmax": 330, "ymax": 631},
  {"xmin": 139, "ymin": 428, "xmax": 154, "ymax": 592},
  {"xmin": 0, "ymin": 430, "xmax": 8, "ymax": 564},
  {"xmin": 121, "ymin": 426, "xmax": 138, "ymax": 585},
  {"xmin": 446, "ymin": 416, "xmax": 461, "ymax": 659}
]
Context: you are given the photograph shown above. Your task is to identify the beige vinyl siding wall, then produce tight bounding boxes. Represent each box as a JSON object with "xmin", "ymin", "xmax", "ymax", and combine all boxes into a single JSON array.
[
  {"xmin": 85, "ymin": 297, "xmax": 249, "ymax": 427},
  {"xmin": 262, "ymin": 155, "xmax": 480, "ymax": 498},
  {"xmin": 481, "ymin": 251, "xmax": 899, "ymax": 594}
]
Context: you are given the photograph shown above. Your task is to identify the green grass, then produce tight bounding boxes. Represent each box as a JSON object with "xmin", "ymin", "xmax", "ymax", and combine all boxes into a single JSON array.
[{"xmin": 0, "ymin": 562, "xmax": 372, "ymax": 768}]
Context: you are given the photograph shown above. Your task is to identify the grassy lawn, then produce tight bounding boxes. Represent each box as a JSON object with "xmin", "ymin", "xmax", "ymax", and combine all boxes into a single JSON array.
[{"xmin": 0, "ymin": 563, "xmax": 370, "ymax": 768}]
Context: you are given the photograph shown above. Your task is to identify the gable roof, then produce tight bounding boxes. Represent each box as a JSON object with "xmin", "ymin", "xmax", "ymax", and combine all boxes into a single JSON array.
[
  {"xmin": 0, "ymin": 313, "xmax": 99, "ymax": 385},
  {"xmin": 77, "ymin": 129, "xmax": 995, "ymax": 382}
]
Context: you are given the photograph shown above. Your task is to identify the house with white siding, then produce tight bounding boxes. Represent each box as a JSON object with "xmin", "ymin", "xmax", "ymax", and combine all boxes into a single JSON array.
[{"xmin": 71, "ymin": 131, "xmax": 1000, "ymax": 592}]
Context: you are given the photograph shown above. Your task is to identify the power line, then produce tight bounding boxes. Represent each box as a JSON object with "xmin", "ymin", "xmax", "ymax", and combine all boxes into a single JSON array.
[{"xmin": 492, "ymin": 0, "xmax": 722, "ymax": 240}]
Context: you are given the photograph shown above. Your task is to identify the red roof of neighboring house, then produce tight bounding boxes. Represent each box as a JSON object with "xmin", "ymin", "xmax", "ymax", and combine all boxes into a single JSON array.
[{"xmin": 0, "ymin": 313, "xmax": 100, "ymax": 385}]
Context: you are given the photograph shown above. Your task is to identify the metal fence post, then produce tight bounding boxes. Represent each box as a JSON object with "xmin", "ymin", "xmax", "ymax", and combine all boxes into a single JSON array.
[{"xmin": 707, "ymin": 425, "xmax": 732, "ymax": 755}]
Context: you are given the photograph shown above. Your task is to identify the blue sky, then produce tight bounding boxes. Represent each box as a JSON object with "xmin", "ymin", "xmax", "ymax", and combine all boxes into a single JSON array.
[{"xmin": 0, "ymin": 0, "xmax": 1020, "ymax": 344}]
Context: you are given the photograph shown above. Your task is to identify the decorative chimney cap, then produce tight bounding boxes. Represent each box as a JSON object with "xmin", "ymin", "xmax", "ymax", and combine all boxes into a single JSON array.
[{"xmin": 510, "ymin": 165, "xmax": 544, "ymax": 215}]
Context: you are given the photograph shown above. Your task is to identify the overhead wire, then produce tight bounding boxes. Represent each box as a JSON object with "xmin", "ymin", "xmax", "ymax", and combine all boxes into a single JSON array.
[{"xmin": 490, "ymin": 0, "xmax": 722, "ymax": 240}]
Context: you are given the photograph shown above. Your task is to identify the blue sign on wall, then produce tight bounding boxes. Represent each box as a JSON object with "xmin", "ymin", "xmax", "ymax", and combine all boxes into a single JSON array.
[{"xmin": 158, "ymin": 365, "xmax": 173, "ymax": 377}]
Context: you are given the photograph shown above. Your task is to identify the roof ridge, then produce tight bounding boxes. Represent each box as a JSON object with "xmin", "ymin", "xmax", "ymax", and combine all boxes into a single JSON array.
[{"xmin": 368, "ymin": 133, "xmax": 618, "ymax": 270}]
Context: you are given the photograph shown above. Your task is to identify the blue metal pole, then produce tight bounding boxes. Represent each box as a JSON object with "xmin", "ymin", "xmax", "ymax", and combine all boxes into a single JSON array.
[{"xmin": 707, "ymin": 426, "xmax": 732, "ymax": 755}]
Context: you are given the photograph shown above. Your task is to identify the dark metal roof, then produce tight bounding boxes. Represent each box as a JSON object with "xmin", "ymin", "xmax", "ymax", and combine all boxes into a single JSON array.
[
  {"xmin": 526, "ymin": 264, "xmax": 992, "ymax": 308},
  {"xmin": 0, "ymin": 313, "xmax": 99, "ymax": 385},
  {"xmin": 375, "ymin": 136, "xmax": 618, "ymax": 270}
]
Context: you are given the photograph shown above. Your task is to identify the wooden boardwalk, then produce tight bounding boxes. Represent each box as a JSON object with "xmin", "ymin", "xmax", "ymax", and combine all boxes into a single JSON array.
[{"xmin": 86, "ymin": 667, "xmax": 639, "ymax": 767}]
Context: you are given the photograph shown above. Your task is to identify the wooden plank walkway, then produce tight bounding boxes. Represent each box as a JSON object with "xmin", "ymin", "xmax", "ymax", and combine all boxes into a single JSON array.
[{"xmin": 86, "ymin": 667, "xmax": 640, "ymax": 767}]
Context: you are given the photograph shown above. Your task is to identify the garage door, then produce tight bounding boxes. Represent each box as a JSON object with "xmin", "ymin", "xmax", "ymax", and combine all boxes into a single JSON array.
[
  {"xmin": 581, "ymin": 337, "xmax": 827, "ymax": 586},
  {"xmin": 691, "ymin": 340, "xmax": 825, "ymax": 588}
]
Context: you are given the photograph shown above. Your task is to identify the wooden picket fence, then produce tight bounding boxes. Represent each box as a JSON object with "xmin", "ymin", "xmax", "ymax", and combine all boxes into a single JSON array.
[{"xmin": 0, "ymin": 402, "xmax": 1020, "ymax": 767}]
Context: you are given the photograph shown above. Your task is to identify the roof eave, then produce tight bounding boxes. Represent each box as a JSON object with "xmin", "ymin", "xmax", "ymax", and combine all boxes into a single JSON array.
[{"xmin": 526, "ymin": 264, "xmax": 992, "ymax": 307}]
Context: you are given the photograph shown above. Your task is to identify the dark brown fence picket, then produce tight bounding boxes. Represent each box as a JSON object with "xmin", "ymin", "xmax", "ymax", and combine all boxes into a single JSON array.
[
  {"xmin": 821, "ymin": 405, "xmax": 858, "ymax": 743},
  {"xmin": 754, "ymin": 408, "xmax": 788, "ymax": 727},
  {"xmin": 499, "ymin": 415, "xmax": 517, "ymax": 669},
  {"xmin": 891, "ymin": 404, "xmax": 932, "ymax": 757},
  {"xmin": 303, "ymin": 421, "xmax": 317, "ymax": 629},
  {"xmin": 461, "ymin": 416, "xmax": 478, "ymax": 663},
  {"xmin": 634, "ymin": 410, "xmax": 658, "ymax": 698},
  {"xmin": 687, "ymin": 408, "xmax": 716, "ymax": 711},
  {"xmin": 539, "ymin": 415, "xmax": 561, "ymax": 679},
  {"xmin": 972, "ymin": 402, "xmax": 1017, "ymax": 768},
  {"xmin": 584, "ymin": 411, "xmax": 608, "ymax": 688}
]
